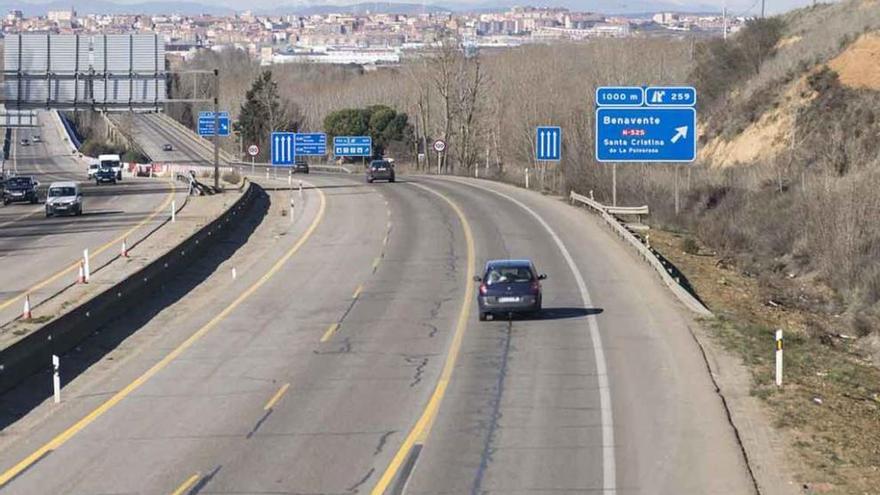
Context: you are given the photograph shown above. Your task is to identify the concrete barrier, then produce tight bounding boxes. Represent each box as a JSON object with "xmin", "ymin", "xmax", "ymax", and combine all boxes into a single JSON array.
[{"xmin": 0, "ymin": 181, "xmax": 258, "ymax": 394}]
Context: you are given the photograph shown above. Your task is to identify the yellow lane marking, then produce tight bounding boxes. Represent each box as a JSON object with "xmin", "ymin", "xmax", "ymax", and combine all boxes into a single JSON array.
[
  {"xmin": 370, "ymin": 182, "xmax": 475, "ymax": 494},
  {"xmin": 263, "ymin": 382, "xmax": 291, "ymax": 411},
  {"xmin": 170, "ymin": 472, "xmax": 200, "ymax": 495},
  {"xmin": 0, "ymin": 179, "xmax": 177, "ymax": 314},
  {"xmin": 352, "ymin": 284, "xmax": 364, "ymax": 299},
  {"xmin": 319, "ymin": 322, "xmax": 340, "ymax": 343},
  {"xmin": 382, "ymin": 235, "xmax": 388, "ymax": 247},
  {"xmin": 0, "ymin": 185, "xmax": 327, "ymax": 488}
]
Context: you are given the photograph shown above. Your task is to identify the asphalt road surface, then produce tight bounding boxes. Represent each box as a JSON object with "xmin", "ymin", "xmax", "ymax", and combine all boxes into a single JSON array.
[
  {"xmin": 0, "ymin": 171, "xmax": 755, "ymax": 494},
  {"xmin": 0, "ymin": 111, "xmax": 181, "ymax": 327}
]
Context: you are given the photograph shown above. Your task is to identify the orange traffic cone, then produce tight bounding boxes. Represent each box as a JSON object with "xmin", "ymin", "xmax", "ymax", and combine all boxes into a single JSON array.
[
  {"xmin": 78, "ymin": 261, "xmax": 86, "ymax": 284},
  {"xmin": 22, "ymin": 294, "xmax": 31, "ymax": 320}
]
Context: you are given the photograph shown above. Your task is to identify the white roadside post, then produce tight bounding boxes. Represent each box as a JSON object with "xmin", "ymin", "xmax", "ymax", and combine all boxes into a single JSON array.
[
  {"xmin": 525, "ymin": 168, "xmax": 530, "ymax": 189},
  {"xmin": 288, "ymin": 169, "xmax": 292, "ymax": 186},
  {"xmin": 82, "ymin": 249, "xmax": 90, "ymax": 283},
  {"xmin": 52, "ymin": 354, "xmax": 61, "ymax": 404},
  {"xmin": 775, "ymin": 329, "xmax": 784, "ymax": 386},
  {"xmin": 171, "ymin": 200, "xmax": 176, "ymax": 223}
]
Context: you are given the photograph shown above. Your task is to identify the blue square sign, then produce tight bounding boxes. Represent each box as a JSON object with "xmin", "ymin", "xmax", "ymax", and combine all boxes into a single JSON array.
[
  {"xmin": 536, "ymin": 126, "xmax": 561, "ymax": 161},
  {"xmin": 271, "ymin": 132, "xmax": 295, "ymax": 166}
]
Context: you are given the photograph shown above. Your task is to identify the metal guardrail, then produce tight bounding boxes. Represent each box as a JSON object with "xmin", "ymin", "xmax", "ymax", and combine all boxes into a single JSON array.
[{"xmin": 569, "ymin": 190, "xmax": 712, "ymax": 317}]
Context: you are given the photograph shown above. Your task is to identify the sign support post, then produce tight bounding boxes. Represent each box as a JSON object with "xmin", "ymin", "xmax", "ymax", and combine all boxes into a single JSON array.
[
  {"xmin": 612, "ymin": 164, "xmax": 617, "ymax": 207},
  {"xmin": 213, "ymin": 68, "xmax": 220, "ymax": 190},
  {"xmin": 674, "ymin": 165, "xmax": 680, "ymax": 215}
]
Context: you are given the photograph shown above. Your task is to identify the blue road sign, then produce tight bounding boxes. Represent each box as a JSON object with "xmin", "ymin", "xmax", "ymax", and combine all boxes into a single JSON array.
[
  {"xmin": 334, "ymin": 136, "xmax": 372, "ymax": 157},
  {"xmin": 198, "ymin": 111, "xmax": 230, "ymax": 136},
  {"xmin": 294, "ymin": 133, "xmax": 327, "ymax": 156},
  {"xmin": 596, "ymin": 87, "xmax": 644, "ymax": 107},
  {"xmin": 645, "ymin": 86, "xmax": 697, "ymax": 107},
  {"xmin": 596, "ymin": 107, "xmax": 696, "ymax": 162},
  {"xmin": 271, "ymin": 132, "xmax": 295, "ymax": 166},
  {"xmin": 536, "ymin": 126, "xmax": 562, "ymax": 161}
]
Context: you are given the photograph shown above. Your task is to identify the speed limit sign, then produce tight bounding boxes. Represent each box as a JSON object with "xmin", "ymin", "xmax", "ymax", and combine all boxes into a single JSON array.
[
  {"xmin": 433, "ymin": 139, "xmax": 446, "ymax": 153},
  {"xmin": 247, "ymin": 144, "xmax": 260, "ymax": 157}
]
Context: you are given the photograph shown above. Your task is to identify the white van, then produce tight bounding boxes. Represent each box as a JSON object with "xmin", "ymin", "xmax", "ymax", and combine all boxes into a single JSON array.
[
  {"xmin": 98, "ymin": 154, "xmax": 122, "ymax": 180},
  {"xmin": 45, "ymin": 181, "xmax": 82, "ymax": 217}
]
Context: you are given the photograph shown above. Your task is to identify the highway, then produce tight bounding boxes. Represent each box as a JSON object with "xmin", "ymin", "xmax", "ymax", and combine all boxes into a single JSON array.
[
  {"xmin": 0, "ymin": 170, "xmax": 754, "ymax": 494},
  {"xmin": 0, "ymin": 111, "xmax": 182, "ymax": 327},
  {"xmin": 109, "ymin": 112, "xmax": 234, "ymax": 166}
]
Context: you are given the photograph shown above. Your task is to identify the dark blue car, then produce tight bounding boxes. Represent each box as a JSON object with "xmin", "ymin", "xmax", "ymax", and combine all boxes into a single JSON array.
[{"xmin": 474, "ymin": 259, "xmax": 546, "ymax": 321}]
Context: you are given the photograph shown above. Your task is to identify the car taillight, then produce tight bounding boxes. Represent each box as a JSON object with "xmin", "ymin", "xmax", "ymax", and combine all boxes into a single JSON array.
[{"xmin": 479, "ymin": 283, "xmax": 488, "ymax": 295}]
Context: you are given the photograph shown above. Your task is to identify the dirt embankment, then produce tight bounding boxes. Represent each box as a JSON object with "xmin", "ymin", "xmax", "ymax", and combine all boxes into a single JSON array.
[{"xmin": 701, "ymin": 30, "xmax": 880, "ymax": 168}]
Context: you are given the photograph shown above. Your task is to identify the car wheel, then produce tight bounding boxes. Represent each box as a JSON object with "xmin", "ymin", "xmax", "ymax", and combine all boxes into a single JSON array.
[
  {"xmin": 479, "ymin": 312, "xmax": 488, "ymax": 322},
  {"xmin": 45, "ymin": 210, "xmax": 51, "ymax": 218},
  {"xmin": 367, "ymin": 178, "xmax": 373, "ymax": 183},
  {"xmin": 96, "ymin": 180, "xmax": 100, "ymax": 186},
  {"xmin": 389, "ymin": 176, "xmax": 396, "ymax": 183}
]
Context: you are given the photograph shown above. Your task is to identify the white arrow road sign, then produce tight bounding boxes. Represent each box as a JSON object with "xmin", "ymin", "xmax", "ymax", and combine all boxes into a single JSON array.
[{"xmin": 670, "ymin": 126, "xmax": 689, "ymax": 144}]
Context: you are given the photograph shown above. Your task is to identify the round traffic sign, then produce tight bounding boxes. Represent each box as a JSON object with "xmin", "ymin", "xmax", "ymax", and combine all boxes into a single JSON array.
[
  {"xmin": 247, "ymin": 144, "xmax": 260, "ymax": 157},
  {"xmin": 433, "ymin": 139, "xmax": 446, "ymax": 153}
]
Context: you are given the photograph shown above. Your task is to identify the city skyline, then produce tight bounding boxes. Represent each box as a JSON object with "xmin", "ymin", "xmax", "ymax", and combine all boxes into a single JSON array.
[{"xmin": 2, "ymin": 0, "xmax": 822, "ymax": 16}]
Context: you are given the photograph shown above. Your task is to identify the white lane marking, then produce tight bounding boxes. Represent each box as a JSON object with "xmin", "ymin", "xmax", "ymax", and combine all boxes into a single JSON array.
[{"xmin": 447, "ymin": 179, "xmax": 616, "ymax": 494}]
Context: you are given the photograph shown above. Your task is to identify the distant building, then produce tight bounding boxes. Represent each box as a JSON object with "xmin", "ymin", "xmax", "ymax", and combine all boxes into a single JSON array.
[
  {"xmin": 652, "ymin": 12, "xmax": 680, "ymax": 25},
  {"xmin": 47, "ymin": 9, "xmax": 76, "ymax": 23},
  {"xmin": 6, "ymin": 10, "xmax": 23, "ymax": 22}
]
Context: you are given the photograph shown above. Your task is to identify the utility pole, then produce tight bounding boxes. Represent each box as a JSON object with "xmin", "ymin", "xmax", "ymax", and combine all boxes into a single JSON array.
[
  {"xmin": 761, "ymin": 0, "xmax": 766, "ymax": 18},
  {"xmin": 213, "ymin": 68, "xmax": 220, "ymax": 190}
]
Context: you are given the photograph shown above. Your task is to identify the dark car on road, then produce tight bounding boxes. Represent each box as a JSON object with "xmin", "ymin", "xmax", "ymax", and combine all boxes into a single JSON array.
[
  {"xmin": 162, "ymin": 143, "xmax": 173, "ymax": 152},
  {"xmin": 366, "ymin": 160, "xmax": 395, "ymax": 183},
  {"xmin": 95, "ymin": 164, "xmax": 117, "ymax": 185},
  {"xmin": 474, "ymin": 259, "xmax": 546, "ymax": 321},
  {"xmin": 3, "ymin": 176, "xmax": 39, "ymax": 205},
  {"xmin": 293, "ymin": 158, "xmax": 309, "ymax": 174}
]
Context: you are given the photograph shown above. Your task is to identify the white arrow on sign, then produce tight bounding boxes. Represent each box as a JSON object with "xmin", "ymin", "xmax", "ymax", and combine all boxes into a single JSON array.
[{"xmin": 671, "ymin": 126, "xmax": 689, "ymax": 144}]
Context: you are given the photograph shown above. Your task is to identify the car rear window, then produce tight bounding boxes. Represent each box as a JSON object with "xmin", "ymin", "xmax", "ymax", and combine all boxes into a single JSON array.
[
  {"xmin": 485, "ymin": 266, "xmax": 534, "ymax": 285},
  {"xmin": 371, "ymin": 162, "xmax": 390, "ymax": 168},
  {"xmin": 49, "ymin": 187, "xmax": 76, "ymax": 197}
]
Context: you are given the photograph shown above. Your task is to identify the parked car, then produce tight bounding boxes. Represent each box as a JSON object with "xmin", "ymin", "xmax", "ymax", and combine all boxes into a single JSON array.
[
  {"xmin": 3, "ymin": 176, "xmax": 39, "ymax": 205},
  {"xmin": 293, "ymin": 158, "xmax": 309, "ymax": 174},
  {"xmin": 87, "ymin": 163, "xmax": 100, "ymax": 179},
  {"xmin": 45, "ymin": 181, "xmax": 82, "ymax": 217},
  {"xmin": 19, "ymin": 138, "xmax": 29, "ymax": 146},
  {"xmin": 95, "ymin": 164, "xmax": 117, "ymax": 185},
  {"xmin": 32, "ymin": 135, "xmax": 41, "ymax": 143},
  {"xmin": 366, "ymin": 160, "xmax": 395, "ymax": 183},
  {"xmin": 162, "ymin": 143, "xmax": 173, "ymax": 152},
  {"xmin": 474, "ymin": 259, "xmax": 546, "ymax": 321}
]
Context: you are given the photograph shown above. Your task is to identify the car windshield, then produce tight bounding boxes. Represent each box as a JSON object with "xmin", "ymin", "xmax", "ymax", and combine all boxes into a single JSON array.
[
  {"xmin": 100, "ymin": 161, "xmax": 117, "ymax": 168},
  {"xmin": 49, "ymin": 187, "xmax": 75, "ymax": 197},
  {"xmin": 6, "ymin": 178, "xmax": 31, "ymax": 187},
  {"xmin": 485, "ymin": 266, "xmax": 534, "ymax": 285}
]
